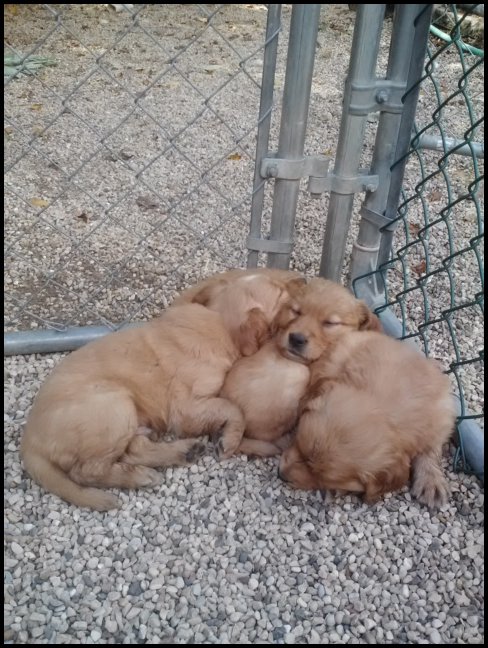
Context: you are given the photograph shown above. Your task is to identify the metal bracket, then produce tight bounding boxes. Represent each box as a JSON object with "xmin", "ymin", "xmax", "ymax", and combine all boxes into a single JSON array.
[
  {"xmin": 246, "ymin": 236, "xmax": 293, "ymax": 255},
  {"xmin": 260, "ymin": 154, "xmax": 379, "ymax": 197},
  {"xmin": 360, "ymin": 206, "xmax": 397, "ymax": 232},
  {"xmin": 347, "ymin": 78, "xmax": 407, "ymax": 115}
]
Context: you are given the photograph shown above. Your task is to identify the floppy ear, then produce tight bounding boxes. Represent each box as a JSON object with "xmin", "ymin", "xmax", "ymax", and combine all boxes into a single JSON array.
[
  {"xmin": 362, "ymin": 457, "xmax": 410, "ymax": 504},
  {"xmin": 358, "ymin": 301, "xmax": 382, "ymax": 332},
  {"xmin": 189, "ymin": 280, "xmax": 225, "ymax": 307},
  {"xmin": 285, "ymin": 276, "xmax": 307, "ymax": 297},
  {"xmin": 236, "ymin": 307, "xmax": 270, "ymax": 356}
]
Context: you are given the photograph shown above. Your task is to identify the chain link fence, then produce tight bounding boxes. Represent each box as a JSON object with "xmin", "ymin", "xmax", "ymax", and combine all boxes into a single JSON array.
[
  {"xmin": 351, "ymin": 4, "xmax": 484, "ymax": 475},
  {"xmin": 4, "ymin": 4, "xmax": 484, "ymax": 475},
  {"xmin": 5, "ymin": 3, "xmax": 279, "ymax": 337}
]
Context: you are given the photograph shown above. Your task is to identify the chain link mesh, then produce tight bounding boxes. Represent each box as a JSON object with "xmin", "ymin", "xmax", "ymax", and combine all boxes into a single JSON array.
[
  {"xmin": 4, "ymin": 4, "xmax": 277, "ymax": 332},
  {"xmin": 362, "ymin": 4, "xmax": 484, "ymax": 473}
]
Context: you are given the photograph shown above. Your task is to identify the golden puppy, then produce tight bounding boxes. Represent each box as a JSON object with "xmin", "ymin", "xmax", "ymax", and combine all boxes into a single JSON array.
[
  {"xmin": 277, "ymin": 279, "xmax": 455, "ymax": 507},
  {"xmin": 22, "ymin": 270, "xmax": 303, "ymax": 510},
  {"xmin": 175, "ymin": 268, "xmax": 305, "ymax": 356},
  {"xmin": 220, "ymin": 277, "xmax": 378, "ymax": 457},
  {"xmin": 221, "ymin": 339, "xmax": 310, "ymax": 457}
]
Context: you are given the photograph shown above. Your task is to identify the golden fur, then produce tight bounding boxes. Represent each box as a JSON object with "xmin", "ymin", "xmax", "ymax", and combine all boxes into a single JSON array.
[
  {"xmin": 221, "ymin": 340, "xmax": 310, "ymax": 457},
  {"xmin": 21, "ymin": 269, "xmax": 304, "ymax": 510},
  {"xmin": 277, "ymin": 279, "xmax": 455, "ymax": 507}
]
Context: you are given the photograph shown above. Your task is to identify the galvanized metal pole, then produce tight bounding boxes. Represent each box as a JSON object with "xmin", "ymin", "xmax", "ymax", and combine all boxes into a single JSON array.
[
  {"xmin": 376, "ymin": 4, "xmax": 434, "ymax": 273},
  {"xmin": 247, "ymin": 4, "xmax": 282, "ymax": 269},
  {"xmin": 266, "ymin": 4, "xmax": 322, "ymax": 269},
  {"xmin": 318, "ymin": 4, "xmax": 386, "ymax": 281},
  {"xmin": 4, "ymin": 323, "xmax": 142, "ymax": 356},
  {"xmin": 350, "ymin": 5, "xmax": 426, "ymax": 301}
]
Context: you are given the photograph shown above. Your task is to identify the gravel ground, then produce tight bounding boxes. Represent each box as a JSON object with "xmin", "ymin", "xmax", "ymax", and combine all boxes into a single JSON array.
[
  {"xmin": 4, "ymin": 354, "xmax": 485, "ymax": 645},
  {"xmin": 4, "ymin": 4, "xmax": 484, "ymax": 645}
]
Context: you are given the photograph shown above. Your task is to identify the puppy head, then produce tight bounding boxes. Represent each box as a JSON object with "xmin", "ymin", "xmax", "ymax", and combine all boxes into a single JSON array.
[
  {"xmin": 189, "ymin": 272, "xmax": 306, "ymax": 356},
  {"xmin": 279, "ymin": 410, "xmax": 410, "ymax": 503},
  {"xmin": 274, "ymin": 278, "xmax": 381, "ymax": 364}
]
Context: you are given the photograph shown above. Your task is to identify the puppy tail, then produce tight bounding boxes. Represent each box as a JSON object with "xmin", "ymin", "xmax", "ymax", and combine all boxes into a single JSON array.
[{"xmin": 22, "ymin": 453, "xmax": 119, "ymax": 511}]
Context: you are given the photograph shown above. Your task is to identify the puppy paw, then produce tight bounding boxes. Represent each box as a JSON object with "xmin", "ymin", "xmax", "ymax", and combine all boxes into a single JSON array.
[
  {"xmin": 184, "ymin": 441, "xmax": 207, "ymax": 463},
  {"xmin": 142, "ymin": 467, "xmax": 164, "ymax": 488},
  {"xmin": 211, "ymin": 431, "xmax": 240, "ymax": 460},
  {"xmin": 411, "ymin": 476, "xmax": 449, "ymax": 508}
]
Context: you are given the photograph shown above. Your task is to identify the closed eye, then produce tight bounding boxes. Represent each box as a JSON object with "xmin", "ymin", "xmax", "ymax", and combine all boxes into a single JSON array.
[
  {"xmin": 322, "ymin": 320, "xmax": 342, "ymax": 327},
  {"xmin": 291, "ymin": 306, "xmax": 301, "ymax": 316}
]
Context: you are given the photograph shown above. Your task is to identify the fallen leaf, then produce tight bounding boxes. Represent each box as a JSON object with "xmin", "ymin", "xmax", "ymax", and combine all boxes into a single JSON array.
[
  {"xmin": 408, "ymin": 222, "xmax": 421, "ymax": 237},
  {"xmin": 30, "ymin": 197, "xmax": 49, "ymax": 208},
  {"xmin": 427, "ymin": 189, "xmax": 443, "ymax": 202},
  {"xmin": 4, "ymin": 126, "xmax": 13, "ymax": 136},
  {"xmin": 76, "ymin": 212, "xmax": 90, "ymax": 223},
  {"xmin": 30, "ymin": 103, "xmax": 43, "ymax": 111},
  {"xmin": 136, "ymin": 195, "xmax": 159, "ymax": 210},
  {"xmin": 227, "ymin": 152, "xmax": 242, "ymax": 161},
  {"xmin": 118, "ymin": 149, "xmax": 134, "ymax": 160},
  {"xmin": 413, "ymin": 260, "xmax": 426, "ymax": 276}
]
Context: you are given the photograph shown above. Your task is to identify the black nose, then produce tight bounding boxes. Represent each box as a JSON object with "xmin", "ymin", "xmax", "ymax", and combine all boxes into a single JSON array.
[{"xmin": 289, "ymin": 332, "xmax": 307, "ymax": 349}]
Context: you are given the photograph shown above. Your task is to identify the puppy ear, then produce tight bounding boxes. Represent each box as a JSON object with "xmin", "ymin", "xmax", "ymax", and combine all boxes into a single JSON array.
[
  {"xmin": 237, "ymin": 307, "xmax": 270, "ymax": 356},
  {"xmin": 285, "ymin": 276, "xmax": 307, "ymax": 297},
  {"xmin": 190, "ymin": 280, "xmax": 224, "ymax": 306},
  {"xmin": 358, "ymin": 302, "xmax": 382, "ymax": 332},
  {"xmin": 362, "ymin": 457, "xmax": 410, "ymax": 504}
]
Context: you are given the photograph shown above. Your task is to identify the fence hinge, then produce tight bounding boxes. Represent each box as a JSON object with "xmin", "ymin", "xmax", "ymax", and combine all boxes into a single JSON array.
[
  {"xmin": 261, "ymin": 154, "xmax": 379, "ymax": 197},
  {"xmin": 347, "ymin": 78, "xmax": 407, "ymax": 115}
]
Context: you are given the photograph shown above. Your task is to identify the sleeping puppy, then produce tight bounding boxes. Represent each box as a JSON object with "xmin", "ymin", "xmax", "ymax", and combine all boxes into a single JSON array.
[
  {"xmin": 220, "ymin": 276, "xmax": 378, "ymax": 458},
  {"xmin": 22, "ymin": 271, "xmax": 302, "ymax": 510},
  {"xmin": 175, "ymin": 268, "xmax": 305, "ymax": 356},
  {"xmin": 220, "ymin": 339, "xmax": 310, "ymax": 457},
  {"xmin": 277, "ymin": 278, "xmax": 456, "ymax": 508}
]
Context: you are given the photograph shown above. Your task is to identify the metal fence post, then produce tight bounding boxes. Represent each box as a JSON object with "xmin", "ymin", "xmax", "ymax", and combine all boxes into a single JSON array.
[
  {"xmin": 349, "ymin": 4, "xmax": 433, "ymax": 303},
  {"xmin": 265, "ymin": 4, "xmax": 322, "ymax": 270},
  {"xmin": 247, "ymin": 4, "xmax": 282, "ymax": 269},
  {"xmin": 318, "ymin": 4, "xmax": 386, "ymax": 282},
  {"xmin": 376, "ymin": 5, "xmax": 435, "ymax": 279}
]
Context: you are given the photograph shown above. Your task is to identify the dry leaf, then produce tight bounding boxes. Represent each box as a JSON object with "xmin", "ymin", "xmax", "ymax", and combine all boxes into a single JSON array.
[
  {"xmin": 408, "ymin": 222, "xmax": 421, "ymax": 237},
  {"xmin": 136, "ymin": 195, "xmax": 159, "ymax": 210},
  {"xmin": 413, "ymin": 260, "xmax": 426, "ymax": 276},
  {"xmin": 227, "ymin": 152, "xmax": 242, "ymax": 161},
  {"xmin": 427, "ymin": 189, "xmax": 443, "ymax": 202},
  {"xmin": 30, "ymin": 197, "xmax": 49, "ymax": 208},
  {"xmin": 30, "ymin": 103, "xmax": 43, "ymax": 111},
  {"xmin": 4, "ymin": 126, "xmax": 13, "ymax": 136}
]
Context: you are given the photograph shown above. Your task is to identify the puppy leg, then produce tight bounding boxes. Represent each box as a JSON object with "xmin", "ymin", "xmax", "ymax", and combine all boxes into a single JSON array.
[
  {"xmin": 122, "ymin": 435, "xmax": 206, "ymax": 467},
  {"xmin": 70, "ymin": 460, "xmax": 162, "ymax": 490},
  {"xmin": 237, "ymin": 438, "xmax": 281, "ymax": 458},
  {"xmin": 175, "ymin": 397, "xmax": 246, "ymax": 459},
  {"xmin": 411, "ymin": 448, "xmax": 449, "ymax": 508}
]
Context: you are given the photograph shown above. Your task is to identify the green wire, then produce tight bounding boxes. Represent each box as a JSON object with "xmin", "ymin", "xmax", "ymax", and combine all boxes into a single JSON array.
[{"xmin": 429, "ymin": 24, "xmax": 484, "ymax": 57}]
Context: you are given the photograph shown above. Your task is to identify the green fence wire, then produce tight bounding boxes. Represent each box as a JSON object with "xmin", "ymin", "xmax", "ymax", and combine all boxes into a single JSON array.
[{"xmin": 363, "ymin": 4, "xmax": 484, "ymax": 475}]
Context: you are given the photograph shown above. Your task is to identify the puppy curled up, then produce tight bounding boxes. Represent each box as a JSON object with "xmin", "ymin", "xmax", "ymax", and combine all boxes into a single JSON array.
[
  {"xmin": 276, "ymin": 278, "xmax": 456, "ymax": 507},
  {"xmin": 21, "ymin": 269, "xmax": 304, "ymax": 510}
]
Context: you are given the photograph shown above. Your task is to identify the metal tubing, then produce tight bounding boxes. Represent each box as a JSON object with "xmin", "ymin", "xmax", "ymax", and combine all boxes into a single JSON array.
[
  {"xmin": 350, "ymin": 5, "xmax": 423, "ymax": 298},
  {"xmin": 319, "ymin": 4, "xmax": 386, "ymax": 281},
  {"xmin": 377, "ymin": 4, "xmax": 434, "ymax": 272},
  {"xmin": 247, "ymin": 4, "xmax": 282, "ymax": 268},
  {"xmin": 378, "ymin": 307, "xmax": 484, "ymax": 480},
  {"xmin": 4, "ymin": 323, "xmax": 141, "ymax": 356},
  {"xmin": 266, "ymin": 4, "xmax": 322, "ymax": 269},
  {"xmin": 416, "ymin": 133, "xmax": 484, "ymax": 159}
]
